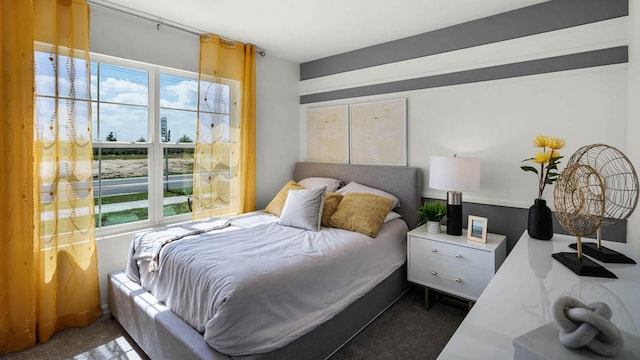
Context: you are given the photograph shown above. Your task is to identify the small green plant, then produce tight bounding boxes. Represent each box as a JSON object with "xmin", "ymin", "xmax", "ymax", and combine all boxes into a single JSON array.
[{"xmin": 417, "ymin": 201, "xmax": 447, "ymax": 227}]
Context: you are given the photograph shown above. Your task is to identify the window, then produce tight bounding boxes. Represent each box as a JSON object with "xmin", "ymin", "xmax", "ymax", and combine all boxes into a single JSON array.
[{"xmin": 91, "ymin": 55, "xmax": 207, "ymax": 232}]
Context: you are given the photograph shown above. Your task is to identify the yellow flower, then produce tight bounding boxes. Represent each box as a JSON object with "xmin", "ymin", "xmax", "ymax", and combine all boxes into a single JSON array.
[
  {"xmin": 547, "ymin": 137, "xmax": 565, "ymax": 150},
  {"xmin": 522, "ymin": 135, "xmax": 565, "ymax": 199},
  {"xmin": 533, "ymin": 135, "xmax": 548, "ymax": 148},
  {"xmin": 533, "ymin": 150, "xmax": 549, "ymax": 164}
]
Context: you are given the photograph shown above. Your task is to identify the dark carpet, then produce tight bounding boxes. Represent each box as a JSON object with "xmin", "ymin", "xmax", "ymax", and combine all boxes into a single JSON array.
[
  {"xmin": 2, "ymin": 286, "xmax": 467, "ymax": 360},
  {"xmin": 328, "ymin": 286, "xmax": 468, "ymax": 360}
]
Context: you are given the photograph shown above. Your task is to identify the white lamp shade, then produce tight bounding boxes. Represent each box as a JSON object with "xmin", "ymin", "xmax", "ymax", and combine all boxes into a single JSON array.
[{"xmin": 429, "ymin": 155, "xmax": 481, "ymax": 192}]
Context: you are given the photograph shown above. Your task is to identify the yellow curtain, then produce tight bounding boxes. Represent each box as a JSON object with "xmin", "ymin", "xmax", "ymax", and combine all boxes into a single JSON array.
[
  {"xmin": 193, "ymin": 34, "xmax": 256, "ymax": 219},
  {"xmin": 0, "ymin": 0, "xmax": 37, "ymax": 353},
  {"xmin": 1, "ymin": 0, "xmax": 101, "ymax": 354}
]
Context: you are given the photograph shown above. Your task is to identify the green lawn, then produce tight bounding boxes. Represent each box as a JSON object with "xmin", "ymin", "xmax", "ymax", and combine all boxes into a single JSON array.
[
  {"xmin": 96, "ymin": 191, "xmax": 191, "ymax": 227},
  {"xmin": 96, "ymin": 190, "xmax": 190, "ymax": 205}
]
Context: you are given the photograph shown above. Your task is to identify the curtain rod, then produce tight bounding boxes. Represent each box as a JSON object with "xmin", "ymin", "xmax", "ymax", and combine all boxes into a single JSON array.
[{"xmin": 87, "ymin": 0, "xmax": 266, "ymax": 57}]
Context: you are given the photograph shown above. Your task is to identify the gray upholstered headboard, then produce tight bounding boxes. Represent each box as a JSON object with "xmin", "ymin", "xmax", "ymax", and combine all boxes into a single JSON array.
[{"xmin": 293, "ymin": 162, "xmax": 423, "ymax": 230}]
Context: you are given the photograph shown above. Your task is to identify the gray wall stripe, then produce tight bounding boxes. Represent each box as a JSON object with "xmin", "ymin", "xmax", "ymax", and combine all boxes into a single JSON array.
[
  {"xmin": 300, "ymin": 0, "xmax": 628, "ymax": 80},
  {"xmin": 300, "ymin": 46, "xmax": 628, "ymax": 104}
]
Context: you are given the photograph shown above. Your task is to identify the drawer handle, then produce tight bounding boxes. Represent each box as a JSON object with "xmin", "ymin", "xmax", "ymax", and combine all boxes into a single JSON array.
[
  {"xmin": 431, "ymin": 248, "xmax": 463, "ymax": 259},
  {"xmin": 431, "ymin": 271, "xmax": 462, "ymax": 283}
]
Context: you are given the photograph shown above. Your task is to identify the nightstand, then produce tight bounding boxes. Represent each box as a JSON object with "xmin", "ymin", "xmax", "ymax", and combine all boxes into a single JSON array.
[{"xmin": 407, "ymin": 226, "xmax": 506, "ymax": 310}]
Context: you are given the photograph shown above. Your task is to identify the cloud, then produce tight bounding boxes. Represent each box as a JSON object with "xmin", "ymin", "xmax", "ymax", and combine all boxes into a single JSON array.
[
  {"xmin": 100, "ymin": 77, "xmax": 148, "ymax": 105},
  {"xmin": 160, "ymin": 79, "xmax": 198, "ymax": 110}
]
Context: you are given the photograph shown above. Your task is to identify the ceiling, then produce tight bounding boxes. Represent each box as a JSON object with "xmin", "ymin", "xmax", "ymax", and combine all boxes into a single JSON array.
[{"xmin": 90, "ymin": 0, "xmax": 547, "ymax": 63}]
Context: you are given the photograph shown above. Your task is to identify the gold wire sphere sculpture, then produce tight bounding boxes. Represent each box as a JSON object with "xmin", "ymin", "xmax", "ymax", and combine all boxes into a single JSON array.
[
  {"xmin": 566, "ymin": 144, "xmax": 639, "ymax": 227},
  {"xmin": 553, "ymin": 164, "xmax": 605, "ymax": 239},
  {"xmin": 553, "ymin": 144, "xmax": 638, "ymax": 271}
]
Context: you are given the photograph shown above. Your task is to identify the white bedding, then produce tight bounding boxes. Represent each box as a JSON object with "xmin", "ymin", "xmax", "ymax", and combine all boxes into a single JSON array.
[{"xmin": 125, "ymin": 211, "xmax": 407, "ymax": 356}]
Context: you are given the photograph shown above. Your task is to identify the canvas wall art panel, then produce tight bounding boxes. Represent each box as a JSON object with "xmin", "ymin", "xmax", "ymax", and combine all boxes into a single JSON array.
[
  {"xmin": 306, "ymin": 105, "xmax": 349, "ymax": 163},
  {"xmin": 350, "ymin": 99, "xmax": 406, "ymax": 166}
]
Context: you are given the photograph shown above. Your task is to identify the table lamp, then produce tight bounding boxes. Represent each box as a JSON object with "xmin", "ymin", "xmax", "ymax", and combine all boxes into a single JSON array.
[{"xmin": 429, "ymin": 155, "xmax": 481, "ymax": 236}]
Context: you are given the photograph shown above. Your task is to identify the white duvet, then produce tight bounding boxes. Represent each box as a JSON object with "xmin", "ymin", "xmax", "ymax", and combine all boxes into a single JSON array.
[{"xmin": 126, "ymin": 212, "xmax": 407, "ymax": 356}]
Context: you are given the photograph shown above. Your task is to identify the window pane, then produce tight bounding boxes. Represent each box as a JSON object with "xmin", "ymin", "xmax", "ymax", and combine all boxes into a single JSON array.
[
  {"xmin": 159, "ymin": 109, "xmax": 197, "ymax": 143},
  {"xmin": 160, "ymin": 74, "xmax": 197, "ymax": 111},
  {"xmin": 197, "ymin": 113, "xmax": 230, "ymax": 143},
  {"xmin": 98, "ymin": 103, "xmax": 148, "ymax": 142},
  {"xmin": 98, "ymin": 63, "xmax": 148, "ymax": 106},
  {"xmin": 91, "ymin": 61, "xmax": 97, "ymax": 100},
  {"xmin": 94, "ymin": 147, "xmax": 149, "ymax": 227},
  {"xmin": 91, "ymin": 102, "xmax": 98, "ymax": 141},
  {"xmin": 35, "ymin": 51, "xmax": 91, "ymax": 100},
  {"xmin": 162, "ymin": 147, "xmax": 194, "ymax": 216},
  {"xmin": 34, "ymin": 97, "xmax": 91, "ymax": 143},
  {"xmin": 199, "ymin": 81, "xmax": 230, "ymax": 113},
  {"xmin": 35, "ymin": 51, "xmax": 56, "ymax": 97},
  {"xmin": 193, "ymin": 144, "xmax": 232, "ymax": 212}
]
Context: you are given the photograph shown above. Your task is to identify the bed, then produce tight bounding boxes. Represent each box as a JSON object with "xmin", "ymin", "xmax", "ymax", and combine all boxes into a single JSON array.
[{"xmin": 108, "ymin": 161, "xmax": 422, "ymax": 360}]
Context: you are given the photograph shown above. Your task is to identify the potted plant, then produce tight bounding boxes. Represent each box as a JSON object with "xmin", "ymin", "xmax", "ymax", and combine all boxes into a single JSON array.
[{"xmin": 417, "ymin": 201, "xmax": 447, "ymax": 233}]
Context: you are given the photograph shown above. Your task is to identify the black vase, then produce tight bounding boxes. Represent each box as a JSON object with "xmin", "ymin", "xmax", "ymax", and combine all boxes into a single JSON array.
[{"xmin": 528, "ymin": 199, "xmax": 553, "ymax": 240}]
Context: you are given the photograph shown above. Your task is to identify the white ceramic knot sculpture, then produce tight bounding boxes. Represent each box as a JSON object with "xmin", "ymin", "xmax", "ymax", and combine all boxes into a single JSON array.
[{"xmin": 552, "ymin": 296, "xmax": 623, "ymax": 357}]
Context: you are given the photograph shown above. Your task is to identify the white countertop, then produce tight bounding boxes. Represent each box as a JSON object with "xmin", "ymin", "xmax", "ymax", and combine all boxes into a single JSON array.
[{"xmin": 438, "ymin": 230, "xmax": 640, "ymax": 360}]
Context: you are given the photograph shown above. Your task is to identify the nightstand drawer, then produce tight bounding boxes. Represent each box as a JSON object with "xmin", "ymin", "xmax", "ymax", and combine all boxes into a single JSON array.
[
  {"xmin": 409, "ymin": 236, "xmax": 494, "ymax": 271},
  {"xmin": 408, "ymin": 256, "xmax": 493, "ymax": 300}
]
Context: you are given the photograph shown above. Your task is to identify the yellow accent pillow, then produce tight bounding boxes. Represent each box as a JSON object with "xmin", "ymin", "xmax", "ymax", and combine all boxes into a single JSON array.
[
  {"xmin": 328, "ymin": 193, "xmax": 394, "ymax": 237},
  {"xmin": 321, "ymin": 192, "xmax": 343, "ymax": 227},
  {"xmin": 264, "ymin": 180, "xmax": 305, "ymax": 216}
]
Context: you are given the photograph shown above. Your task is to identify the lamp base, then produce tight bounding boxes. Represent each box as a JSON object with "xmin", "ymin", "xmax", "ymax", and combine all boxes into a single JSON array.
[
  {"xmin": 446, "ymin": 200, "xmax": 462, "ymax": 236},
  {"xmin": 551, "ymin": 252, "xmax": 617, "ymax": 278},
  {"xmin": 568, "ymin": 242, "xmax": 637, "ymax": 264}
]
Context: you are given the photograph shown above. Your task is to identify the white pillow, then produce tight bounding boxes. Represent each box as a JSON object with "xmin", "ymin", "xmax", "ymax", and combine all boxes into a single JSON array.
[
  {"xmin": 384, "ymin": 211, "xmax": 402, "ymax": 223},
  {"xmin": 298, "ymin": 177, "xmax": 343, "ymax": 192},
  {"xmin": 278, "ymin": 186, "xmax": 327, "ymax": 231},
  {"xmin": 337, "ymin": 182, "xmax": 400, "ymax": 209}
]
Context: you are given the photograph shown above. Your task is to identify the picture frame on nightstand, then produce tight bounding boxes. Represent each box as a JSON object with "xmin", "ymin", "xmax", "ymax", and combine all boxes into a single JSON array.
[{"xmin": 467, "ymin": 215, "xmax": 488, "ymax": 243}]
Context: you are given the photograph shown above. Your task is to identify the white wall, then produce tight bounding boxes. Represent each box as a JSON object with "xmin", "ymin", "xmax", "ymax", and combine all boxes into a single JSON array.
[
  {"xmin": 299, "ymin": 19, "xmax": 629, "ymax": 211},
  {"xmin": 91, "ymin": 6, "xmax": 199, "ymax": 72},
  {"xmin": 90, "ymin": 7, "xmax": 300, "ymax": 305},
  {"xmin": 256, "ymin": 56, "xmax": 300, "ymax": 209},
  {"xmin": 629, "ymin": 2, "xmax": 640, "ymax": 256}
]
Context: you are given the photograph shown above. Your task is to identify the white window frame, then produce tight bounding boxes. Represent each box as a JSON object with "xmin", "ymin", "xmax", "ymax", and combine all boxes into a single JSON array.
[{"xmin": 91, "ymin": 53, "xmax": 197, "ymax": 238}]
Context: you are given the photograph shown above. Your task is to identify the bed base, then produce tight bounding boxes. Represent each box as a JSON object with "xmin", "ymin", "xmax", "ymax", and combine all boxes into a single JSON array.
[{"xmin": 108, "ymin": 265, "xmax": 408, "ymax": 360}]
